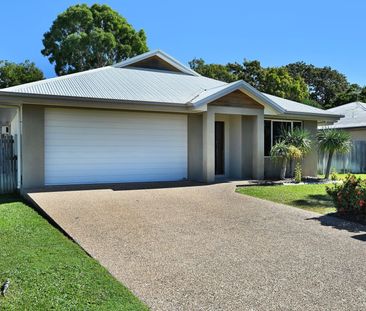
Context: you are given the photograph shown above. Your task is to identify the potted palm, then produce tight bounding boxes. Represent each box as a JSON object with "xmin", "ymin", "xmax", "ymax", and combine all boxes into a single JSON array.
[
  {"xmin": 270, "ymin": 141, "xmax": 302, "ymax": 180},
  {"xmin": 317, "ymin": 128, "xmax": 352, "ymax": 180},
  {"xmin": 270, "ymin": 128, "xmax": 312, "ymax": 180}
]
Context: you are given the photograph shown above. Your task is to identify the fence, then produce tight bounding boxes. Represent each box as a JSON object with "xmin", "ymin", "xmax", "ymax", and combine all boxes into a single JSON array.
[
  {"xmin": 0, "ymin": 135, "xmax": 17, "ymax": 194},
  {"xmin": 318, "ymin": 140, "xmax": 366, "ymax": 174}
]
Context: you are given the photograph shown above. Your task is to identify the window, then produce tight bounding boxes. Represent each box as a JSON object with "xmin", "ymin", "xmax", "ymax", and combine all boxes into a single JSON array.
[{"xmin": 264, "ymin": 120, "xmax": 303, "ymax": 156}]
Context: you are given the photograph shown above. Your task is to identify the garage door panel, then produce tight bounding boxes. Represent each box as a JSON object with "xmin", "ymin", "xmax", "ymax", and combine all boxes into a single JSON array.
[{"xmin": 45, "ymin": 108, "xmax": 188, "ymax": 185}]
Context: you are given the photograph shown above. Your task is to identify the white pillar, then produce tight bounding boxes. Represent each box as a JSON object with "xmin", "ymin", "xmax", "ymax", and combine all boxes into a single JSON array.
[
  {"xmin": 202, "ymin": 110, "xmax": 215, "ymax": 183},
  {"xmin": 252, "ymin": 113, "xmax": 264, "ymax": 179}
]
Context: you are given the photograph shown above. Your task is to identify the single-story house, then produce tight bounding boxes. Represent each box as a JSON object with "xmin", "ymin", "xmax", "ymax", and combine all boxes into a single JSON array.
[
  {"xmin": 0, "ymin": 50, "xmax": 341, "ymax": 190},
  {"xmin": 322, "ymin": 102, "xmax": 366, "ymax": 139},
  {"xmin": 318, "ymin": 102, "xmax": 366, "ymax": 173}
]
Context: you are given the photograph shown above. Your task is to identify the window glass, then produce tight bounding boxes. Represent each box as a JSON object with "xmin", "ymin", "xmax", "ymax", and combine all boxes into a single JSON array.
[
  {"xmin": 264, "ymin": 120, "xmax": 303, "ymax": 156},
  {"xmin": 272, "ymin": 121, "xmax": 291, "ymax": 144},
  {"xmin": 264, "ymin": 120, "xmax": 271, "ymax": 156},
  {"xmin": 293, "ymin": 122, "xmax": 302, "ymax": 130}
]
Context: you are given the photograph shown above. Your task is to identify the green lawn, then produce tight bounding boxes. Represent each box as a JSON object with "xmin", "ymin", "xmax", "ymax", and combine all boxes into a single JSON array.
[
  {"xmin": 0, "ymin": 195, "xmax": 148, "ymax": 310},
  {"xmin": 237, "ymin": 184, "xmax": 336, "ymax": 214},
  {"xmin": 318, "ymin": 173, "xmax": 366, "ymax": 180}
]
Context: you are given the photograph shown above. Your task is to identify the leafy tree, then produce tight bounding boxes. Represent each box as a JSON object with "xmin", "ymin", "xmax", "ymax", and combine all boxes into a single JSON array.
[
  {"xmin": 317, "ymin": 129, "xmax": 352, "ymax": 179},
  {"xmin": 0, "ymin": 60, "xmax": 44, "ymax": 88},
  {"xmin": 260, "ymin": 68, "xmax": 308, "ymax": 102},
  {"xmin": 286, "ymin": 62, "xmax": 349, "ymax": 107},
  {"xmin": 332, "ymin": 84, "xmax": 366, "ymax": 106},
  {"xmin": 42, "ymin": 4, "xmax": 148, "ymax": 76},
  {"xmin": 227, "ymin": 60, "xmax": 264, "ymax": 89},
  {"xmin": 191, "ymin": 58, "xmax": 309, "ymax": 102},
  {"xmin": 189, "ymin": 58, "xmax": 237, "ymax": 82}
]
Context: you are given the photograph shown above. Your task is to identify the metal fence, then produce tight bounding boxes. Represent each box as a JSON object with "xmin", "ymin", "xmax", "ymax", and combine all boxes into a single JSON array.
[
  {"xmin": 318, "ymin": 140, "xmax": 366, "ymax": 174},
  {"xmin": 0, "ymin": 135, "xmax": 17, "ymax": 194}
]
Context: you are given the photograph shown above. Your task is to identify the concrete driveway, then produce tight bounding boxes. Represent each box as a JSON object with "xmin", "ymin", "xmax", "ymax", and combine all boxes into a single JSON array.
[{"xmin": 27, "ymin": 182, "xmax": 366, "ymax": 311}]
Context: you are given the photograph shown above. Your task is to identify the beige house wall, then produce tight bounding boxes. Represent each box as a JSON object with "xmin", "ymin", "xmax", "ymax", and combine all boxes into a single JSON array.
[
  {"xmin": 264, "ymin": 119, "xmax": 318, "ymax": 178},
  {"xmin": 22, "ymin": 105, "xmax": 45, "ymax": 189},
  {"xmin": 346, "ymin": 128, "xmax": 366, "ymax": 141},
  {"xmin": 19, "ymin": 103, "xmax": 319, "ymax": 189}
]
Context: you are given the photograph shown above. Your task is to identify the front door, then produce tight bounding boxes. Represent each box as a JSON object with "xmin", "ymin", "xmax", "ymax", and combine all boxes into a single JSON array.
[{"xmin": 215, "ymin": 121, "xmax": 225, "ymax": 175}]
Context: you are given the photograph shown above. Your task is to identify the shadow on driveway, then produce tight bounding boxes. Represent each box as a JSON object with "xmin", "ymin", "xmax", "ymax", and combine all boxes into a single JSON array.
[{"xmin": 306, "ymin": 213, "xmax": 366, "ymax": 234}]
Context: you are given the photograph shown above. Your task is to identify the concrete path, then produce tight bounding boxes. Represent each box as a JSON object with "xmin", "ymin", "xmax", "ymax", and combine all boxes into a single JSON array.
[{"xmin": 26, "ymin": 182, "xmax": 366, "ymax": 311}]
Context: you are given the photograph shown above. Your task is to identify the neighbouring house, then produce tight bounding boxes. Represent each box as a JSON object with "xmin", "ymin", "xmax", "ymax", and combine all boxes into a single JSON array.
[
  {"xmin": 318, "ymin": 102, "xmax": 366, "ymax": 173},
  {"xmin": 0, "ymin": 50, "xmax": 341, "ymax": 191}
]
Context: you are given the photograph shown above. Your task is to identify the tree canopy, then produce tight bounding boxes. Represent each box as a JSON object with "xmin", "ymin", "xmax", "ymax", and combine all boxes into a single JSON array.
[
  {"xmin": 190, "ymin": 57, "xmax": 364, "ymax": 109},
  {"xmin": 285, "ymin": 62, "xmax": 349, "ymax": 108},
  {"xmin": 0, "ymin": 60, "xmax": 44, "ymax": 89},
  {"xmin": 42, "ymin": 4, "xmax": 149, "ymax": 76},
  {"xmin": 190, "ymin": 58, "xmax": 308, "ymax": 102}
]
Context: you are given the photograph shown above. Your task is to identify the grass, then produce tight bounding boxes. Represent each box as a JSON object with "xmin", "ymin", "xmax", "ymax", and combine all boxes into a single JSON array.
[
  {"xmin": 0, "ymin": 195, "xmax": 148, "ymax": 310},
  {"xmin": 237, "ymin": 184, "xmax": 336, "ymax": 214},
  {"xmin": 318, "ymin": 173, "xmax": 366, "ymax": 180}
]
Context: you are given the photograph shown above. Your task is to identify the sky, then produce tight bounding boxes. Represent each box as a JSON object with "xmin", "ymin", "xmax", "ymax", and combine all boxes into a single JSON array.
[{"xmin": 1, "ymin": 0, "xmax": 365, "ymax": 85}]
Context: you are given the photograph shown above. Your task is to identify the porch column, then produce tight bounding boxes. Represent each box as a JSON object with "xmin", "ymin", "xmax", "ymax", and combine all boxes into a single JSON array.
[
  {"xmin": 202, "ymin": 110, "xmax": 215, "ymax": 183},
  {"xmin": 252, "ymin": 113, "xmax": 264, "ymax": 179}
]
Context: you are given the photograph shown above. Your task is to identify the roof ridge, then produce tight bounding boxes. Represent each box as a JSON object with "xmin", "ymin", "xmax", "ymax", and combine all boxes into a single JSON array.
[{"xmin": 113, "ymin": 50, "xmax": 200, "ymax": 77}]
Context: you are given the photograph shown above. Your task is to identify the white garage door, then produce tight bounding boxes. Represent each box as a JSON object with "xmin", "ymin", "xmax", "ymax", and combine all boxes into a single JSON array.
[{"xmin": 45, "ymin": 108, "xmax": 188, "ymax": 185}]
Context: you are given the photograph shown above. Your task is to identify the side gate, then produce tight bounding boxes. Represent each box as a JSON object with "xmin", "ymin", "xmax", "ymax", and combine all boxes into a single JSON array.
[{"xmin": 0, "ymin": 134, "xmax": 17, "ymax": 194}]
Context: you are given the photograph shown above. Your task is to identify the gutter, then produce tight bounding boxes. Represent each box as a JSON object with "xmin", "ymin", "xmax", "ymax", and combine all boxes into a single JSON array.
[{"xmin": 283, "ymin": 110, "xmax": 344, "ymax": 120}]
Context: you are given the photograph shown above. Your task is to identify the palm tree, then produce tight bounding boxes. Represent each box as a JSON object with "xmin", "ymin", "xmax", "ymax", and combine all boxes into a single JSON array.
[
  {"xmin": 270, "ymin": 141, "xmax": 302, "ymax": 179},
  {"xmin": 317, "ymin": 128, "xmax": 352, "ymax": 179},
  {"xmin": 282, "ymin": 128, "xmax": 312, "ymax": 176},
  {"xmin": 271, "ymin": 128, "xmax": 312, "ymax": 180},
  {"xmin": 283, "ymin": 128, "xmax": 312, "ymax": 156}
]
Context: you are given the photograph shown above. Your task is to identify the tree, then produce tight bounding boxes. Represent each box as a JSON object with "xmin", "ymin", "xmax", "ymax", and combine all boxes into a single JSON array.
[
  {"xmin": 190, "ymin": 58, "xmax": 309, "ymax": 102},
  {"xmin": 282, "ymin": 128, "xmax": 312, "ymax": 156},
  {"xmin": 227, "ymin": 60, "xmax": 264, "ymax": 89},
  {"xmin": 270, "ymin": 141, "xmax": 301, "ymax": 180},
  {"xmin": 260, "ymin": 68, "xmax": 309, "ymax": 102},
  {"xmin": 189, "ymin": 58, "xmax": 237, "ymax": 83},
  {"xmin": 271, "ymin": 128, "xmax": 312, "ymax": 180},
  {"xmin": 286, "ymin": 62, "xmax": 349, "ymax": 107},
  {"xmin": 317, "ymin": 129, "xmax": 352, "ymax": 179},
  {"xmin": 0, "ymin": 60, "xmax": 44, "ymax": 88},
  {"xmin": 42, "ymin": 4, "xmax": 148, "ymax": 76},
  {"xmin": 332, "ymin": 84, "xmax": 366, "ymax": 106}
]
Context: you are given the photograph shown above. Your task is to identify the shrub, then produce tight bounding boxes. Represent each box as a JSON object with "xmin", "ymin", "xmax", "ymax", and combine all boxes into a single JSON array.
[
  {"xmin": 330, "ymin": 169, "xmax": 338, "ymax": 181},
  {"xmin": 294, "ymin": 162, "xmax": 302, "ymax": 183},
  {"xmin": 326, "ymin": 174, "xmax": 366, "ymax": 214}
]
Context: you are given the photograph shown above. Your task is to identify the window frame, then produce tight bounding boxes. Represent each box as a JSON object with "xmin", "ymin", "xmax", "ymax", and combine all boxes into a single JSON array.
[{"xmin": 264, "ymin": 119, "xmax": 303, "ymax": 157}]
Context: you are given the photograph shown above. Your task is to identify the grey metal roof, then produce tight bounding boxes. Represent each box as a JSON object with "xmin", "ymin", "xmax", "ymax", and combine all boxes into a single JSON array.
[
  {"xmin": 1, "ymin": 66, "xmax": 225, "ymax": 104},
  {"xmin": 0, "ymin": 50, "xmax": 341, "ymax": 120},
  {"xmin": 323, "ymin": 102, "xmax": 366, "ymax": 129},
  {"xmin": 263, "ymin": 93, "xmax": 340, "ymax": 118}
]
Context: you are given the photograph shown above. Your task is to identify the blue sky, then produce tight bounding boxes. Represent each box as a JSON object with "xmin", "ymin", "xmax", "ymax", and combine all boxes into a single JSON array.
[{"xmin": 1, "ymin": 1, "xmax": 365, "ymax": 84}]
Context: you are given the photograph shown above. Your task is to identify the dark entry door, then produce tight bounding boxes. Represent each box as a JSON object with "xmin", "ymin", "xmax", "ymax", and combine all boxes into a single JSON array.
[{"xmin": 215, "ymin": 121, "xmax": 225, "ymax": 175}]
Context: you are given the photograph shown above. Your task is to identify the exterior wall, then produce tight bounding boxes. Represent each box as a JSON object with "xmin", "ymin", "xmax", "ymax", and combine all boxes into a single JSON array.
[
  {"xmin": 264, "ymin": 158, "xmax": 291, "ymax": 179},
  {"xmin": 302, "ymin": 120, "xmax": 318, "ymax": 176},
  {"xmin": 242, "ymin": 116, "xmax": 254, "ymax": 178},
  {"xmin": 228, "ymin": 115, "xmax": 242, "ymax": 179},
  {"xmin": 264, "ymin": 119, "xmax": 318, "ymax": 178},
  {"xmin": 19, "ymin": 103, "xmax": 319, "ymax": 187},
  {"xmin": 188, "ymin": 114, "xmax": 203, "ymax": 181},
  {"xmin": 346, "ymin": 128, "xmax": 366, "ymax": 141},
  {"xmin": 200, "ymin": 106, "xmax": 264, "ymax": 182},
  {"xmin": 22, "ymin": 105, "xmax": 45, "ymax": 188}
]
